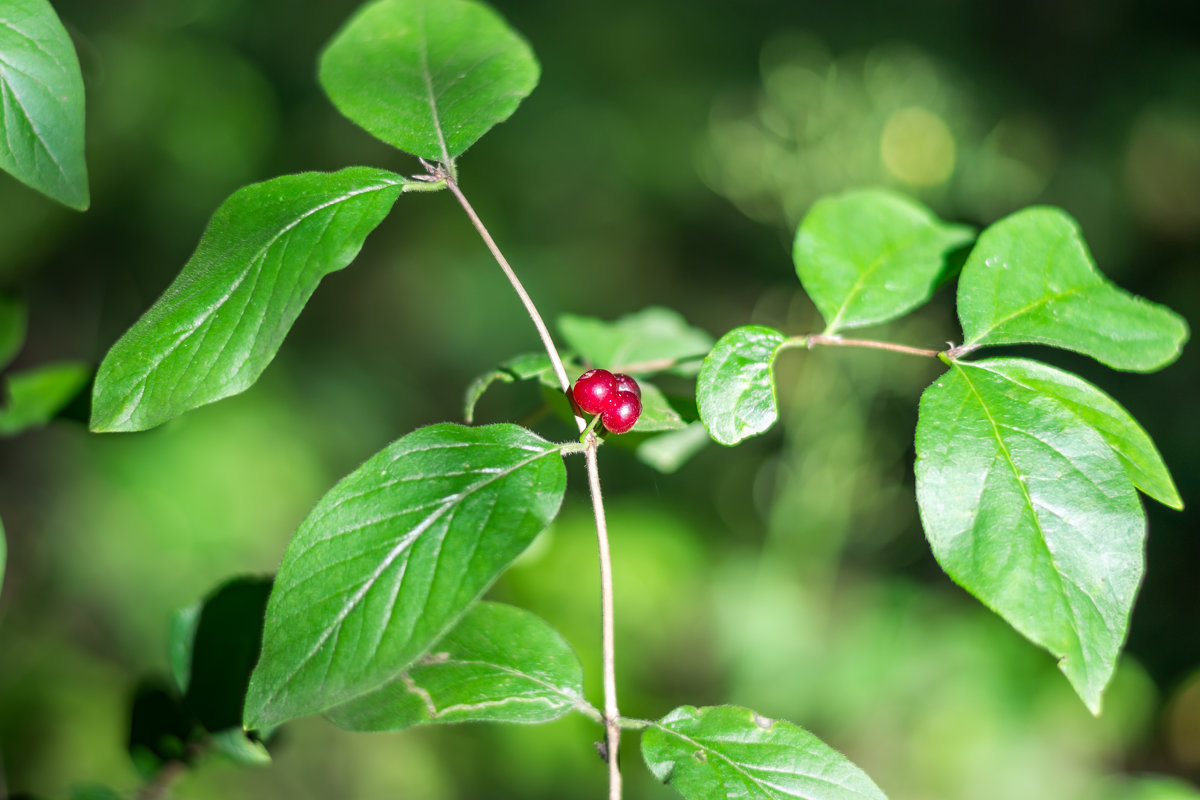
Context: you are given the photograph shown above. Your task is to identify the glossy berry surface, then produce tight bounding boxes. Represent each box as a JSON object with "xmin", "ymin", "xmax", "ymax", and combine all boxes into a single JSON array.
[
  {"xmin": 613, "ymin": 373, "xmax": 641, "ymax": 399},
  {"xmin": 572, "ymin": 369, "xmax": 617, "ymax": 416},
  {"xmin": 602, "ymin": 390, "xmax": 641, "ymax": 434}
]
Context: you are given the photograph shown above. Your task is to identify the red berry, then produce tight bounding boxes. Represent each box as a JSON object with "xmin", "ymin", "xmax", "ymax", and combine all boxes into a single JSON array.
[
  {"xmin": 613, "ymin": 373, "xmax": 641, "ymax": 399},
  {"xmin": 602, "ymin": 390, "xmax": 641, "ymax": 434},
  {"xmin": 572, "ymin": 369, "xmax": 617, "ymax": 416}
]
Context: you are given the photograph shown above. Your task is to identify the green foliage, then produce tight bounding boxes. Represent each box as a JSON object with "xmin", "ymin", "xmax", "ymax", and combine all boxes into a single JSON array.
[
  {"xmin": 463, "ymin": 352, "xmax": 554, "ymax": 423},
  {"xmin": 641, "ymin": 705, "xmax": 887, "ymax": 800},
  {"xmin": 559, "ymin": 306, "xmax": 713, "ymax": 375},
  {"xmin": 793, "ymin": 189, "xmax": 973, "ymax": 333},
  {"xmin": 318, "ymin": 0, "xmax": 540, "ymax": 162},
  {"xmin": 324, "ymin": 601, "xmax": 591, "ymax": 731},
  {"xmin": 957, "ymin": 207, "xmax": 1188, "ymax": 371},
  {"xmin": 0, "ymin": 295, "xmax": 26, "ymax": 368},
  {"xmin": 244, "ymin": 424, "xmax": 567, "ymax": 729},
  {"xmin": 696, "ymin": 325, "xmax": 787, "ymax": 445},
  {"xmin": 0, "ymin": 0, "xmax": 89, "ymax": 209},
  {"xmin": 90, "ymin": 168, "xmax": 407, "ymax": 433},
  {"xmin": 0, "ymin": 361, "xmax": 89, "ymax": 435}
]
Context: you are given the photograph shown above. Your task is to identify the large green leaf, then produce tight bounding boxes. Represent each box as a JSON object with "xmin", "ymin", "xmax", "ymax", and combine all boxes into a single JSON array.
[
  {"xmin": 90, "ymin": 168, "xmax": 406, "ymax": 433},
  {"xmin": 324, "ymin": 601, "xmax": 590, "ymax": 731},
  {"xmin": 0, "ymin": 295, "xmax": 26, "ymax": 369},
  {"xmin": 697, "ymin": 325, "xmax": 787, "ymax": 446},
  {"xmin": 914, "ymin": 358, "xmax": 1145, "ymax": 713},
  {"xmin": 244, "ymin": 423, "xmax": 567, "ymax": 729},
  {"xmin": 0, "ymin": 360, "xmax": 89, "ymax": 435},
  {"xmin": 0, "ymin": 0, "xmax": 89, "ymax": 209},
  {"xmin": 642, "ymin": 705, "xmax": 887, "ymax": 800},
  {"xmin": 793, "ymin": 189, "xmax": 973, "ymax": 333},
  {"xmin": 957, "ymin": 207, "xmax": 1188, "ymax": 371},
  {"xmin": 318, "ymin": 0, "xmax": 539, "ymax": 162},
  {"xmin": 559, "ymin": 307, "xmax": 713, "ymax": 376},
  {"xmin": 966, "ymin": 358, "xmax": 1181, "ymax": 510}
]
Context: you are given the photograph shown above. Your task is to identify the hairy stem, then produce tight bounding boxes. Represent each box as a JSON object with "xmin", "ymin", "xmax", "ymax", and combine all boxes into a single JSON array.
[{"xmin": 800, "ymin": 333, "xmax": 945, "ymax": 358}]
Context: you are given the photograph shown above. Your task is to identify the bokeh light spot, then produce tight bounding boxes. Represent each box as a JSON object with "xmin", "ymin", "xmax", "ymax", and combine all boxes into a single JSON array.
[{"xmin": 881, "ymin": 107, "xmax": 956, "ymax": 186}]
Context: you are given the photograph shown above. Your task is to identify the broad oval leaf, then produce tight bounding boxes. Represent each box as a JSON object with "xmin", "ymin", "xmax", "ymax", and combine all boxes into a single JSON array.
[
  {"xmin": 0, "ymin": 0, "xmax": 89, "ymax": 209},
  {"xmin": 642, "ymin": 705, "xmax": 887, "ymax": 800},
  {"xmin": 243, "ymin": 423, "xmax": 567, "ymax": 729},
  {"xmin": 90, "ymin": 168, "xmax": 406, "ymax": 433},
  {"xmin": 915, "ymin": 359, "xmax": 1145, "ymax": 713},
  {"xmin": 0, "ymin": 361, "xmax": 89, "ymax": 436},
  {"xmin": 319, "ymin": 0, "xmax": 540, "ymax": 162},
  {"xmin": 559, "ymin": 307, "xmax": 713, "ymax": 377},
  {"xmin": 957, "ymin": 207, "xmax": 1188, "ymax": 371},
  {"xmin": 324, "ymin": 601, "xmax": 591, "ymax": 731},
  {"xmin": 793, "ymin": 189, "xmax": 973, "ymax": 333},
  {"xmin": 697, "ymin": 325, "xmax": 787, "ymax": 446},
  {"xmin": 968, "ymin": 358, "xmax": 1181, "ymax": 510}
]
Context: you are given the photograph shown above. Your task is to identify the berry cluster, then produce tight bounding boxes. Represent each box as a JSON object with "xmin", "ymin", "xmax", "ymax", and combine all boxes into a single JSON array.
[{"xmin": 571, "ymin": 368, "xmax": 642, "ymax": 434}]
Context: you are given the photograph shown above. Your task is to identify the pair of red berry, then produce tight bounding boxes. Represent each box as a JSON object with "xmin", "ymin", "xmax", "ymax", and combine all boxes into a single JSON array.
[{"xmin": 571, "ymin": 369, "xmax": 642, "ymax": 434}]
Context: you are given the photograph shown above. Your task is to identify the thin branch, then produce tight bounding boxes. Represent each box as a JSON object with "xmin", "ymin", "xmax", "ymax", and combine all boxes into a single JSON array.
[
  {"xmin": 803, "ymin": 333, "xmax": 943, "ymax": 358},
  {"xmin": 609, "ymin": 353, "xmax": 707, "ymax": 375},
  {"xmin": 586, "ymin": 441, "xmax": 621, "ymax": 800}
]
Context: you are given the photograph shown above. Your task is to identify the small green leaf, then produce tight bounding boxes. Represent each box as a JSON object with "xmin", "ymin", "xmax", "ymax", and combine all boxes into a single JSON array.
[
  {"xmin": 324, "ymin": 601, "xmax": 590, "ymax": 731},
  {"xmin": 958, "ymin": 207, "xmax": 1188, "ymax": 371},
  {"xmin": 209, "ymin": 729, "xmax": 271, "ymax": 766},
  {"xmin": 0, "ymin": 0, "xmax": 89, "ymax": 209},
  {"xmin": 915, "ymin": 358, "xmax": 1145, "ymax": 713},
  {"xmin": 697, "ymin": 325, "xmax": 787, "ymax": 446},
  {"xmin": 464, "ymin": 352, "xmax": 554, "ymax": 423},
  {"xmin": 0, "ymin": 361, "xmax": 89, "ymax": 435},
  {"xmin": 559, "ymin": 307, "xmax": 713, "ymax": 376},
  {"xmin": 319, "ymin": 0, "xmax": 540, "ymax": 162},
  {"xmin": 244, "ymin": 423, "xmax": 567, "ymax": 729},
  {"xmin": 642, "ymin": 705, "xmax": 887, "ymax": 800},
  {"xmin": 0, "ymin": 295, "xmax": 26, "ymax": 370},
  {"xmin": 91, "ymin": 168, "xmax": 406, "ymax": 433},
  {"xmin": 633, "ymin": 381, "xmax": 686, "ymax": 433},
  {"xmin": 794, "ymin": 189, "xmax": 973, "ymax": 333},
  {"xmin": 969, "ymin": 358, "xmax": 1181, "ymax": 510},
  {"xmin": 636, "ymin": 422, "xmax": 710, "ymax": 474}
]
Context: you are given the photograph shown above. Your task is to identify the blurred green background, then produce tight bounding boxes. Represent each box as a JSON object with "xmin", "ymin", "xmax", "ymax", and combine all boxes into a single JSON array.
[{"xmin": 1, "ymin": 0, "xmax": 1199, "ymax": 797}]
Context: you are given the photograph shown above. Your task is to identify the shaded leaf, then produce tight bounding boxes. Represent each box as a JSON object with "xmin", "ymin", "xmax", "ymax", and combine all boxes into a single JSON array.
[
  {"xmin": 957, "ymin": 207, "xmax": 1187, "ymax": 372},
  {"xmin": 0, "ymin": 295, "xmax": 26, "ymax": 369},
  {"xmin": 793, "ymin": 189, "xmax": 973, "ymax": 333},
  {"xmin": 636, "ymin": 422, "xmax": 710, "ymax": 474},
  {"xmin": 319, "ymin": 0, "xmax": 539, "ymax": 162},
  {"xmin": 244, "ymin": 423, "xmax": 567, "ymax": 729},
  {"xmin": 464, "ymin": 352, "xmax": 554, "ymax": 423},
  {"xmin": 325, "ymin": 601, "xmax": 590, "ymax": 731},
  {"xmin": 91, "ymin": 168, "xmax": 406, "ymax": 433},
  {"xmin": 559, "ymin": 307, "xmax": 713, "ymax": 377},
  {"xmin": 915, "ymin": 358, "xmax": 1145, "ymax": 713},
  {"xmin": 0, "ymin": 361, "xmax": 89, "ymax": 435},
  {"xmin": 697, "ymin": 326, "xmax": 787, "ymax": 445},
  {"xmin": 642, "ymin": 705, "xmax": 887, "ymax": 800},
  {"xmin": 0, "ymin": 0, "xmax": 89, "ymax": 209},
  {"xmin": 127, "ymin": 680, "xmax": 194, "ymax": 779}
]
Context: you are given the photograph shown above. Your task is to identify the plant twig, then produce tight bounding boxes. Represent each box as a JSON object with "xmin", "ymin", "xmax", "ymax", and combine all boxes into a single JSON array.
[{"xmin": 802, "ymin": 333, "xmax": 943, "ymax": 358}]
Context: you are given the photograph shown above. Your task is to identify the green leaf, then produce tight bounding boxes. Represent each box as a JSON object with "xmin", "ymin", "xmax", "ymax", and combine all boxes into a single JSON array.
[
  {"xmin": 324, "ymin": 601, "xmax": 590, "ymax": 731},
  {"xmin": 914, "ymin": 358, "xmax": 1145, "ymax": 713},
  {"xmin": 969, "ymin": 358, "xmax": 1181, "ymax": 510},
  {"xmin": 0, "ymin": 295, "xmax": 26, "ymax": 370},
  {"xmin": 642, "ymin": 705, "xmax": 887, "ymax": 800},
  {"xmin": 90, "ymin": 168, "xmax": 406, "ymax": 433},
  {"xmin": 318, "ymin": 0, "xmax": 540, "ymax": 162},
  {"xmin": 697, "ymin": 325, "xmax": 788, "ymax": 446},
  {"xmin": 793, "ymin": 189, "xmax": 973, "ymax": 333},
  {"xmin": 464, "ymin": 352, "xmax": 554, "ymax": 424},
  {"xmin": 244, "ymin": 423, "xmax": 567, "ymax": 729},
  {"xmin": 632, "ymin": 381, "xmax": 686, "ymax": 433},
  {"xmin": 0, "ymin": 360, "xmax": 89, "ymax": 435},
  {"xmin": 957, "ymin": 207, "xmax": 1188, "ymax": 371},
  {"xmin": 0, "ymin": 0, "xmax": 89, "ymax": 209},
  {"xmin": 559, "ymin": 307, "xmax": 713, "ymax": 377},
  {"xmin": 636, "ymin": 422, "xmax": 710, "ymax": 474}
]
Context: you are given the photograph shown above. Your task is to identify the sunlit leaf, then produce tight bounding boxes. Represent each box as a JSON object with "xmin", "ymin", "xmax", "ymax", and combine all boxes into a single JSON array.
[
  {"xmin": 957, "ymin": 207, "xmax": 1187, "ymax": 371},
  {"xmin": 0, "ymin": 0, "xmax": 89, "ymax": 209},
  {"xmin": 632, "ymin": 381, "xmax": 686, "ymax": 433},
  {"xmin": 0, "ymin": 295, "xmax": 26, "ymax": 370},
  {"xmin": 697, "ymin": 325, "xmax": 787, "ymax": 445},
  {"xmin": 319, "ymin": 0, "xmax": 539, "ymax": 161},
  {"xmin": 0, "ymin": 361, "xmax": 89, "ymax": 435},
  {"xmin": 244, "ymin": 423, "xmax": 567, "ymax": 729},
  {"xmin": 90, "ymin": 168, "xmax": 406, "ymax": 433},
  {"xmin": 324, "ymin": 601, "xmax": 590, "ymax": 731},
  {"xmin": 642, "ymin": 705, "xmax": 887, "ymax": 800},
  {"xmin": 794, "ymin": 189, "xmax": 973, "ymax": 333},
  {"xmin": 559, "ymin": 307, "xmax": 713, "ymax": 377},
  {"xmin": 915, "ymin": 358, "xmax": 1145, "ymax": 713}
]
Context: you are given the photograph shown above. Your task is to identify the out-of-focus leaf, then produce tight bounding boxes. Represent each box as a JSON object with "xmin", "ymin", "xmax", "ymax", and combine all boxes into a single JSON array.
[
  {"xmin": 325, "ymin": 601, "xmax": 590, "ymax": 731},
  {"xmin": 0, "ymin": 0, "xmax": 89, "ymax": 209},
  {"xmin": 631, "ymin": 381, "xmax": 686, "ymax": 433},
  {"xmin": 697, "ymin": 325, "xmax": 787, "ymax": 445},
  {"xmin": 636, "ymin": 422, "xmax": 710, "ymax": 474},
  {"xmin": 244, "ymin": 424, "xmax": 567, "ymax": 729},
  {"xmin": 127, "ymin": 681, "xmax": 194, "ymax": 779},
  {"xmin": 642, "ymin": 704, "xmax": 887, "ymax": 800},
  {"xmin": 0, "ymin": 361, "xmax": 89, "ymax": 435},
  {"xmin": 464, "ymin": 352, "xmax": 555, "ymax": 423},
  {"xmin": 915, "ymin": 358, "xmax": 1144, "ymax": 713},
  {"xmin": 209, "ymin": 729, "xmax": 270, "ymax": 766},
  {"xmin": 793, "ymin": 189, "xmax": 973, "ymax": 333},
  {"xmin": 90, "ymin": 168, "xmax": 406, "ymax": 432},
  {"xmin": 0, "ymin": 295, "xmax": 26, "ymax": 369},
  {"xmin": 318, "ymin": 0, "xmax": 539, "ymax": 161},
  {"xmin": 957, "ymin": 207, "xmax": 1187, "ymax": 371},
  {"xmin": 559, "ymin": 307, "xmax": 713, "ymax": 377},
  {"xmin": 68, "ymin": 785, "xmax": 126, "ymax": 800}
]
